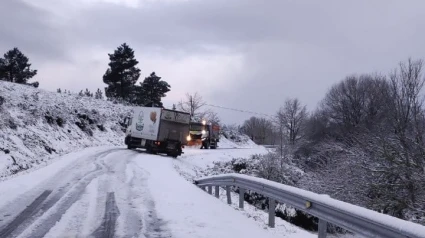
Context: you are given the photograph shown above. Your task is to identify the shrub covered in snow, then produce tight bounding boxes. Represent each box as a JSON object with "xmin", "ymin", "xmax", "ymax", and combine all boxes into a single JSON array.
[
  {"xmin": 207, "ymin": 152, "xmax": 303, "ymax": 185},
  {"xmin": 0, "ymin": 81, "xmax": 132, "ymax": 178},
  {"xmin": 203, "ymin": 152, "xmax": 351, "ymax": 234}
]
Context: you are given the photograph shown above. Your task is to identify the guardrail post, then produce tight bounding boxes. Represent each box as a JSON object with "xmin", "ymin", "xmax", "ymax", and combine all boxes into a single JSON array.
[
  {"xmin": 208, "ymin": 186, "xmax": 212, "ymax": 195},
  {"xmin": 318, "ymin": 219, "xmax": 327, "ymax": 238},
  {"xmin": 215, "ymin": 186, "xmax": 219, "ymax": 198},
  {"xmin": 268, "ymin": 199, "xmax": 276, "ymax": 228},
  {"xmin": 226, "ymin": 186, "xmax": 231, "ymax": 204},
  {"xmin": 239, "ymin": 188, "xmax": 245, "ymax": 209}
]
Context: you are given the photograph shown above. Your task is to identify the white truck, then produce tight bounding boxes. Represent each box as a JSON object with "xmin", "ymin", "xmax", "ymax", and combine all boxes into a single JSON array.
[{"xmin": 124, "ymin": 107, "xmax": 191, "ymax": 157}]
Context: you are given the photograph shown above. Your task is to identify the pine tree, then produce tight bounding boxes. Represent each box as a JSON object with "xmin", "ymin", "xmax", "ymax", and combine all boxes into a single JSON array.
[
  {"xmin": 172, "ymin": 104, "xmax": 177, "ymax": 110},
  {"xmin": 0, "ymin": 47, "xmax": 38, "ymax": 85},
  {"xmin": 57, "ymin": 88, "xmax": 62, "ymax": 93},
  {"xmin": 103, "ymin": 43, "xmax": 140, "ymax": 102},
  {"xmin": 139, "ymin": 72, "xmax": 170, "ymax": 107},
  {"xmin": 95, "ymin": 88, "xmax": 103, "ymax": 99},
  {"xmin": 78, "ymin": 90, "xmax": 84, "ymax": 97},
  {"xmin": 129, "ymin": 85, "xmax": 146, "ymax": 106},
  {"xmin": 84, "ymin": 88, "xmax": 93, "ymax": 97}
]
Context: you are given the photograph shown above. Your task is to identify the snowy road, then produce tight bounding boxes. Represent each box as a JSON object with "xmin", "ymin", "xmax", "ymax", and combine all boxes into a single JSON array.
[
  {"xmin": 0, "ymin": 147, "xmax": 169, "ymax": 238},
  {"xmin": 0, "ymin": 146, "xmax": 306, "ymax": 238}
]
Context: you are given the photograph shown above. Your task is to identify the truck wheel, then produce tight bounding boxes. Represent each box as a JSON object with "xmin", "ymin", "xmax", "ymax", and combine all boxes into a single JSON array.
[
  {"xmin": 166, "ymin": 152, "xmax": 178, "ymax": 158},
  {"xmin": 127, "ymin": 144, "xmax": 133, "ymax": 150}
]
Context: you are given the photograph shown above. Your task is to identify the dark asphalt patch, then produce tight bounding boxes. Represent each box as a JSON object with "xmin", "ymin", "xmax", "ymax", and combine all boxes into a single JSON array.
[
  {"xmin": 92, "ymin": 192, "xmax": 120, "ymax": 238},
  {"xmin": 0, "ymin": 190, "xmax": 52, "ymax": 238}
]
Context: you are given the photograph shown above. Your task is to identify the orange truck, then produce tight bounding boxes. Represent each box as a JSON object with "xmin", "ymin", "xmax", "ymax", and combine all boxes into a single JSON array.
[{"xmin": 187, "ymin": 120, "xmax": 220, "ymax": 149}]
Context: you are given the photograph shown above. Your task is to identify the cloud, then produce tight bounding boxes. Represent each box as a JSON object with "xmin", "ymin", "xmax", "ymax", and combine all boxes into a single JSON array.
[
  {"xmin": 0, "ymin": 0, "xmax": 68, "ymax": 61},
  {"xmin": 2, "ymin": 0, "xmax": 425, "ymax": 124}
]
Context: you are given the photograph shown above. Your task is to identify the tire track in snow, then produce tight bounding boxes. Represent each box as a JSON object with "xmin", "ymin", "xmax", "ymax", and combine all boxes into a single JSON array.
[
  {"xmin": 98, "ymin": 154, "xmax": 143, "ymax": 238},
  {"xmin": 0, "ymin": 190, "xmax": 52, "ymax": 237},
  {"xmin": 92, "ymin": 192, "xmax": 120, "ymax": 238},
  {"xmin": 128, "ymin": 152, "xmax": 172, "ymax": 238},
  {"xmin": 0, "ymin": 148, "xmax": 124, "ymax": 238}
]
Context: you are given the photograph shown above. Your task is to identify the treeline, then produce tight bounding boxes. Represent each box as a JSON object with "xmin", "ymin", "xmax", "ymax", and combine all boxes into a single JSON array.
[
  {"xmin": 0, "ymin": 43, "xmax": 172, "ymax": 107},
  {"xmin": 241, "ymin": 58, "xmax": 425, "ymax": 224},
  {"xmin": 0, "ymin": 43, "xmax": 219, "ymax": 122}
]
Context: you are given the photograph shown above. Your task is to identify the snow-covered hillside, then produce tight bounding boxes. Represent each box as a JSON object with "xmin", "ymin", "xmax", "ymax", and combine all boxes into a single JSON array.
[
  {"xmin": 0, "ymin": 81, "xmax": 132, "ymax": 178},
  {"xmin": 0, "ymin": 81, "xmax": 258, "ymax": 178}
]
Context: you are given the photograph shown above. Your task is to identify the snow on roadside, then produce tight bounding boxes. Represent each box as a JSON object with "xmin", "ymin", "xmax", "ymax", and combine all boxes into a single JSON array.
[
  {"xmin": 133, "ymin": 153, "xmax": 308, "ymax": 238},
  {"xmin": 170, "ymin": 144, "xmax": 316, "ymax": 238},
  {"xmin": 215, "ymin": 186, "xmax": 315, "ymax": 237},
  {"xmin": 217, "ymin": 136, "xmax": 262, "ymax": 149}
]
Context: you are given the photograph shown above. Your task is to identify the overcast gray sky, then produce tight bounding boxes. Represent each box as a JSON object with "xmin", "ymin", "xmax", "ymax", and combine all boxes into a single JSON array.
[{"xmin": 1, "ymin": 0, "xmax": 425, "ymax": 124}]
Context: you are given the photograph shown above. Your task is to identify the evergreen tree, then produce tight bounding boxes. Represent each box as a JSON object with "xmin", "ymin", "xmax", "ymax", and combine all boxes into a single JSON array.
[
  {"xmin": 95, "ymin": 88, "xmax": 103, "ymax": 99},
  {"xmin": 103, "ymin": 43, "xmax": 140, "ymax": 102},
  {"xmin": 139, "ymin": 72, "xmax": 170, "ymax": 107},
  {"xmin": 172, "ymin": 104, "xmax": 176, "ymax": 110},
  {"xmin": 57, "ymin": 88, "xmax": 62, "ymax": 93},
  {"xmin": 0, "ymin": 47, "xmax": 38, "ymax": 85},
  {"xmin": 84, "ymin": 88, "xmax": 93, "ymax": 97},
  {"xmin": 130, "ymin": 85, "xmax": 146, "ymax": 105},
  {"xmin": 78, "ymin": 90, "xmax": 84, "ymax": 97}
]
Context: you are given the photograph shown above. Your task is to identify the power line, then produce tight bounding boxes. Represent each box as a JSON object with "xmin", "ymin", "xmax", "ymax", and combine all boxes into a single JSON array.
[{"xmin": 204, "ymin": 103, "xmax": 274, "ymax": 118}]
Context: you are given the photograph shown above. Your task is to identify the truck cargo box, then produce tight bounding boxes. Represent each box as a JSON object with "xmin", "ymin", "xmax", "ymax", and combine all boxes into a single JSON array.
[{"xmin": 125, "ymin": 107, "xmax": 190, "ymax": 157}]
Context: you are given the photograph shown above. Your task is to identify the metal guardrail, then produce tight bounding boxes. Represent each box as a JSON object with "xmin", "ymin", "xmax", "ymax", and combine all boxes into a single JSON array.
[{"xmin": 194, "ymin": 173, "xmax": 425, "ymax": 238}]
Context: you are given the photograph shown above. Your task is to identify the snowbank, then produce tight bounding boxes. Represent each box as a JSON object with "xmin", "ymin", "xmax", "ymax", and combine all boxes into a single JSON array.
[
  {"xmin": 220, "ymin": 128, "xmax": 262, "ymax": 149},
  {"xmin": 218, "ymin": 135, "xmax": 262, "ymax": 149},
  {"xmin": 0, "ymin": 81, "xmax": 131, "ymax": 178},
  {"xmin": 134, "ymin": 153, "xmax": 309, "ymax": 238}
]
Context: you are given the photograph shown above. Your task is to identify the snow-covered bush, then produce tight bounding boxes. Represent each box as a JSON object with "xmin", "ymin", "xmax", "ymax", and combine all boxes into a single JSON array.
[
  {"xmin": 0, "ymin": 81, "xmax": 132, "ymax": 178},
  {"xmin": 203, "ymin": 152, "xmax": 332, "ymax": 232}
]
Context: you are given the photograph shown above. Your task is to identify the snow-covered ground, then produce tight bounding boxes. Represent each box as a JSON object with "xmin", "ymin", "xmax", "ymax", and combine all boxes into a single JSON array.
[
  {"xmin": 0, "ymin": 143, "xmax": 315, "ymax": 238},
  {"xmin": 0, "ymin": 81, "xmax": 132, "ymax": 178},
  {"xmin": 0, "ymin": 81, "xmax": 379, "ymax": 237}
]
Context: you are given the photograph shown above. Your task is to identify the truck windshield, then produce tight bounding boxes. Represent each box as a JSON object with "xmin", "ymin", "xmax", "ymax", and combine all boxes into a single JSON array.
[{"xmin": 190, "ymin": 124, "xmax": 203, "ymax": 131}]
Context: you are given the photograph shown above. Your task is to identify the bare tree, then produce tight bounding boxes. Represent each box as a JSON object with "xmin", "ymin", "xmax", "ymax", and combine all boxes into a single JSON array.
[
  {"xmin": 321, "ymin": 74, "xmax": 390, "ymax": 135},
  {"xmin": 370, "ymin": 58, "xmax": 425, "ymax": 218},
  {"xmin": 204, "ymin": 110, "xmax": 221, "ymax": 125},
  {"xmin": 306, "ymin": 59, "xmax": 425, "ymax": 221},
  {"xmin": 241, "ymin": 117, "xmax": 274, "ymax": 145},
  {"xmin": 178, "ymin": 92, "xmax": 206, "ymax": 121},
  {"xmin": 276, "ymin": 98, "xmax": 307, "ymax": 146}
]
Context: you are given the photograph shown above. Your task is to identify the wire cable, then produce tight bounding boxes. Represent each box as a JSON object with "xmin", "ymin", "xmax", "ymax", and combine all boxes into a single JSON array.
[{"xmin": 204, "ymin": 104, "xmax": 274, "ymax": 118}]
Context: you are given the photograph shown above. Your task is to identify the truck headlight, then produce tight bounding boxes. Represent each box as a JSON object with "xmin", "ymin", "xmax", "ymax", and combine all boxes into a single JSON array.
[
  {"xmin": 186, "ymin": 135, "xmax": 191, "ymax": 141},
  {"xmin": 201, "ymin": 130, "xmax": 206, "ymax": 135}
]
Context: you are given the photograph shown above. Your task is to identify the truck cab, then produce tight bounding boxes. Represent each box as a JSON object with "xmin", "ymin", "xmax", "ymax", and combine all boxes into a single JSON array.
[{"xmin": 187, "ymin": 120, "xmax": 220, "ymax": 149}]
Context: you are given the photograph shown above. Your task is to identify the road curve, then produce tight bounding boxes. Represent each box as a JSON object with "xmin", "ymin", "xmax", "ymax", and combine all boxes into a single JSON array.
[{"xmin": 0, "ymin": 148, "xmax": 170, "ymax": 238}]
